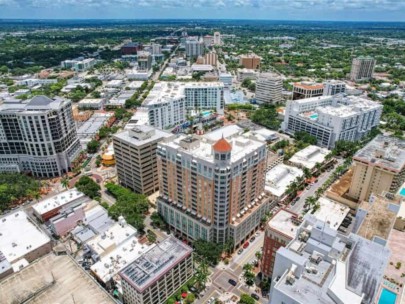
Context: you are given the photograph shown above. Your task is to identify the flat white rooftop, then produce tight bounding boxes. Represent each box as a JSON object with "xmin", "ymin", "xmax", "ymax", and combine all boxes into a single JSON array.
[
  {"xmin": 204, "ymin": 125, "xmax": 242, "ymax": 141},
  {"xmin": 86, "ymin": 222, "xmax": 137, "ymax": 257},
  {"xmin": 265, "ymin": 164, "xmax": 304, "ymax": 198},
  {"xmin": 289, "ymin": 145, "xmax": 330, "ymax": 170},
  {"xmin": 114, "ymin": 125, "xmax": 172, "ymax": 147},
  {"xmin": 313, "ymin": 197, "xmax": 350, "ymax": 230},
  {"xmin": 91, "ymin": 236, "xmax": 151, "ymax": 284},
  {"xmin": 32, "ymin": 188, "xmax": 86, "ymax": 216},
  {"xmin": 0, "ymin": 211, "xmax": 50, "ymax": 263},
  {"xmin": 268, "ymin": 209, "xmax": 299, "ymax": 239},
  {"xmin": 78, "ymin": 98, "xmax": 103, "ymax": 105}
]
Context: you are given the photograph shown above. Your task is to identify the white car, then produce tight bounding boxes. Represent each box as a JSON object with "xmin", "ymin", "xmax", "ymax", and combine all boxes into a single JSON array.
[{"xmin": 208, "ymin": 297, "xmax": 215, "ymax": 304}]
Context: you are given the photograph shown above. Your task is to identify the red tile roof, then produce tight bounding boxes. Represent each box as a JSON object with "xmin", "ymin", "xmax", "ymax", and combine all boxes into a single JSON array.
[{"xmin": 213, "ymin": 137, "xmax": 232, "ymax": 153}]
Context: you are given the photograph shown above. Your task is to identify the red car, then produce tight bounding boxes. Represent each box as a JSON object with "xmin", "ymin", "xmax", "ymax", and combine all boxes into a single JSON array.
[{"xmin": 243, "ymin": 241, "xmax": 249, "ymax": 249}]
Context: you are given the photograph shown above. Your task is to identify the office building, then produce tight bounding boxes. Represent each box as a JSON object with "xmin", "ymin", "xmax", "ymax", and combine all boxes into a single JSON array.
[
  {"xmin": 113, "ymin": 125, "xmax": 173, "ymax": 195},
  {"xmin": 219, "ymin": 73, "xmax": 233, "ymax": 87},
  {"xmin": 239, "ymin": 53, "xmax": 261, "ymax": 69},
  {"xmin": 120, "ymin": 236, "xmax": 193, "ymax": 304},
  {"xmin": 121, "ymin": 42, "xmax": 143, "ymax": 55},
  {"xmin": 137, "ymin": 51, "xmax": 152, "ymax": 71},
  {"xmin": 213, "ymin": 31, "xmax": 221, "ymax": 45},
  {"xmin": 203, "ymin": 35, "xmax": 213, "ymax": 47},
  {"xmin": 185, "ymin": 37, "xmax": 204, "ymax": 58},
  {"xmin": 323, "ymin": 80, "xmax": 346, "ymax": 96},
  {"xmin": 282, "ymin": 94, "xmax": 382, "ymax": 148},
  {"xmin": 49, "ymin": 202, "xmax": 85, "ymax": 237},
  {"xmin": 261, "ymin": 209, "xmax": 300, "ymax": 277},
  {"xmin": 0, "ymin": 96, "xmax": 82, "ymax": 177},
  {"xmin": 0, "ymin": 210, "xmax": 52, "ymax": 277},
  {"xmin": 265, "ymin": 164, "xmax": 304, "ymax": 200},
  {"xmin": 255, "ymin": 73, "xmax": 283, "ymax": 104},
  {"xmin": 269, "ymin": 215, "xmax": 389, "ymax": 304},
  {"xmin": 151, "ymin": 43, "xmax": 162, "ymax": 55},
  {"xmin": 347, "ymin": 135, "xmax": 405, "ymax": 202},
  {"xmin": 350, "ymin": 57, "xmax": 376, "ymax": 81},
  {"xmin": 237, "ymin": 68, "xmax": 258, "ymax": 82},
  {"xmin": 157, "ymin": 128, "xmax": 271, "ymax": 247},
  {"xmin": 61, "ymin": 58, "xmax": 96, "ymax": 72},
  {"xmin": 293, "ymin": 82, "xmax": 324, "ymax": 100},
  {"xmin": 204, "ymin": 52, "xmax": 218, "ymax": 66}
]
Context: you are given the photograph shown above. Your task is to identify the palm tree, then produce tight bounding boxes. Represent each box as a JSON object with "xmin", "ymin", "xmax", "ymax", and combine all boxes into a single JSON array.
[
  {"xmin": 223, "ymin": 238, "xmax": 234, "ymax": 256},
  {"xmin": 303, "ymin": 167, "xmax": 311, "ymax": 179},
  {"xmin": 195, "ymin": 260, "xmax": 209, "ymax": 291},
  {"xmin": 61, "ymin": 176, "xmax": 70, "ymax": 190},
  {"xmin": 243, "ymin": 263, "xmax": 253, "ymax": 272},
  {"xmin": 255, "ymin": 251, "xmax": 262, "ymax": 261}
]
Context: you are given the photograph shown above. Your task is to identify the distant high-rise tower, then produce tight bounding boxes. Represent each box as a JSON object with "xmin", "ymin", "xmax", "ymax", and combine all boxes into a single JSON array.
[
  {"xmin": 185, "ymin": 37, "xmax": 204, "ymax": 58},
  {"xmin": 323, "ymin": 80, "xmax": 346, "ymax": 96},
  {"xmin": 255, "ymin": 73, "xmax": 283, "ymax": 104},
  {"xmin": 350, "ymin": 57, "xmax": 376, "ymax": 81},
  {"xmin": 213, "ymin": 32, "xmax": 221, "ymax": 46}
]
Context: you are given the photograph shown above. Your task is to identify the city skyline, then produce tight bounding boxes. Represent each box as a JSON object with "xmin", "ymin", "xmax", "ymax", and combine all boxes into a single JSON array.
[{"xmin": 0, "ymin": 0, "xmax": 405, "ymax": 21}]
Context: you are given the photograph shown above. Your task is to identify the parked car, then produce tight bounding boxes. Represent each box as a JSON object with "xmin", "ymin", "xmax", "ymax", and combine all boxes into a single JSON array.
[
  {"xmin": 228, "ymin": 279, "xmax": 237, "ymax": 286},
  {"xmin": 250, "ymin": 236, "xmax": 256, "ymax": 242},
  {"xmin": 243, "ymin": 241, "xmax": 250, "ymax": 249},
  {"xmin": 251, "ymin": 293, "xmax": 260, "ymax": 300},
  {"xmin": 255, "ymin": 232, "xmax": 260, "ymax": 237},
  {"xmin": 238, "ymin": 249, "xmax": 244, "ymax": 255}
]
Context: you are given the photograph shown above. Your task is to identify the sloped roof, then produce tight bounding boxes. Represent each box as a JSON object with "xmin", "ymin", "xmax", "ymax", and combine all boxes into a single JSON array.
[{"xmin": 212, "ymin": 137, "xmax": 232, "ymax": 153}]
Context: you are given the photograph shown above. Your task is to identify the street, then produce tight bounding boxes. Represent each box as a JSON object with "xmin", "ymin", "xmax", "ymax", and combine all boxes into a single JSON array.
[{"xmin": 289, "ymin": 159, "xmax": 343, "ymax": 214}]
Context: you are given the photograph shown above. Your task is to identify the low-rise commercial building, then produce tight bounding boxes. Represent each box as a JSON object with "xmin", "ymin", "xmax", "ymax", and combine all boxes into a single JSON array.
[
  {"xmin": 265, "ymin": 164, "xmax": 304, "ymax": 200},
  {"xmin": 119, "ymin": 236, "xmax": 193, "ymax": 304},
  {"xmin": 289, "ymin": 145, "xmax": 331, "ymax": 171},
  {"xmin": 49, "ymin": 202, "xmax": 85, "ymax": 237},
  {"xmin": 323, "ymin": 80, "xmax": 346, "ymax": 96},
  {"xmin": 78, "ymin": 98, "xmax": 104, "ymax": 110},
  {"xmin": 0, "ymin": 211, "xmax": 52, "ymax": 277},
  {"xmin": 113, "ymin": 126, "xmax": 173, "ymax": 195},
  {"xmin": 237, "ymin": 68, "xmax": 258, "ymax": 82},
  {"xmin": 32, "ymin": 188, "xmax": 89, "ymax": 222}
]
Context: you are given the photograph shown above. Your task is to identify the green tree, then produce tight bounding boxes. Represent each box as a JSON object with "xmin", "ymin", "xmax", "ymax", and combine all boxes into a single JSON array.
[
  {"xmin": 87, "ymin": 140, "xmax": 100, "ymax": 153},
  {"xmin": 75, "ymin": 176, "xmax": 101, "ymax": 199},
  {"xmin": 195, "ymin": 260, "xmax": 209, "ymax": 291},
  {"xmin": 185, "ymin": 293, "xmax": 196, "ymax": 304},
  {"xmin": 239, "ymin": 294, "xmax": 255, "ymax": 304},
  {"xmin": 193, "ymin": 240, "xmax": 223, "ymax": 265},
  {"xmin": 61, "ymin": 176, "xmax": 70, "ymax": 190}
]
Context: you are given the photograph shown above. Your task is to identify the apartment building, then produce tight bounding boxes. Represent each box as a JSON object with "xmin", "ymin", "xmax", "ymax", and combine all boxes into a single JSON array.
[
  {"xmin": 113, "ymin": 125, "xmax": 173, "ymax": 195},
  {"xmin": 292, "ymin": 82, "xmax": 324, "ymax": 100},
  {"xmin": 213, "ymin": 32, "xmax": 221, "ymax": 45},
  {"xmin": 185, "ymin": 37, "xmax": 204, "ymax": 58},
  {"xmin": 151, "ymin": 43, "xmax": 162, "ymax": 55},
  {"xmin": 239, "ymin": 53, "xmax": 261, "ymax": 69},
  {"xmin": 204, "ymin": 52, "xmax": 218, "ymax": 66},
  {"xmin": 0, "ymin": 96, "xmax": 81, "ymax": 177},
  {"xmin": 203, "ymin": 35, "xmax": 213, "ymax": 47},
  {"xmin": 323, "ymin": 80, "xmax": 346, "ymax": 96},
  {"xmin": 281, "ymin": 94, "xmax": 382, "ymax": 148},
  {"xmin": 120, "ymin": 236, "xmax": 193, "ymax": 304},
  {"xmin": 157, "ymin": 128, "xmax": 271, "ymax": 248},
  {"xmin": 270, "ymin": 214, "xmax": 389, "ymax": 304},
  {"xmin": 261, "ymin": 209, "xmax": 300, "ymax": 277},
  {"xmin": 183, "ymin": 82, "xmax": 224, "ymax": 114},
  {"xmin": 255, "ymin": 73, "xmax": 283, "ymax": 104},
  {"xmin": 347, "ymin": 135, "xmax": 405, "ymax": 202},
  {"xmin": 350, "ymin": 56, "xmax": 376, "ymax": 81}
]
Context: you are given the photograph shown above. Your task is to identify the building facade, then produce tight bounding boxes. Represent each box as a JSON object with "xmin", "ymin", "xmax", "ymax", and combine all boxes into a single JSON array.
[
  {"xmin": 184, "ymin": 82, "xmax": 224, "ymax": 114},
  {"xmin": 157, "ymin": 130, "xmax": 271, "ymax": 247},
  {"xmin": 292, "ymin": 82, "xmax": 324, "ymax": 100},
  {"xmin": 120, "ymin": 236, "xmax": 193, "ymax": 304},
  {"xmin": 213, "ymin": 32, "xmax": 221, "ymax": 45},
  {"xmin": 261, "ymin": 209, "xmax": 299, "ymax": 277},
  {"xmin": 204, "ymin": 52, "xmax": 218, "ymax": 66},
  {"xmin": 323, "ymin": 80, "xmax": 346, "ymax": 96},
  {"xmin": 255, "ymin": 73, "xmax": 283, "ymax": 104},
  {"xmin": 350, "ymin": 57, "xmax": 376, "ymax": 81},
  {"xmin": 113, "ymin": 126, "xmax": 173, "ymax": 195},
  {"xmin": 185, "ymin": 38, "xmax": 204, "ymax": 58},
  {"xmin": 137, "ymin": 51, "xmax": 152, "ymax": 71},
  {"xmin": 239, "ymin": 53, "xmax": 261, "ymax": 69},
  {"xmin": 0, "ymin": 96, "xmax": 81, "ymax": 177},
  {"xmin": 347, "ymin": 135, "xmax": 405, "ymax": 202},
  {"xmin": 282, "ymin": 94, "xmax": 382, "ymax": 148}
]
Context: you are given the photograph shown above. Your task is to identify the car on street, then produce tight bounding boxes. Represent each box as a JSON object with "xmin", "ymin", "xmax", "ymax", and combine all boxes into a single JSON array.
[
  {"xmin": 250, "ymin": 236, "xmax": 256, "ymax": 242},
  {"xmin": 251, "ymin": 293, "xmax": 260, "ymax": 300},
  {"xmin": 207, "ymin": 297, "xmax": 215, "ymax": 304},
  {"xmin": 238, "ymin": 249, "xmax": 244, "ymax": 255},
  {"xmin": 228, "ymin": 279, "xmax": 237, "ymax": 286},
  {"xmin": 243, "ymin": 241, "xmax": 250, "ymax": 249},
  {"xmin": 255, "ymin": 232, "xmax": 260, "ymax": 237}
]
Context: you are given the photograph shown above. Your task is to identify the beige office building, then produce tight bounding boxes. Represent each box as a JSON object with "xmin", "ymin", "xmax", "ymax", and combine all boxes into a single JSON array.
[
  {"xmin": 204, "ymin": 52, "xmax": 218, "ymax": 66},
  {"xmin": 292, "ymin": 82, "xmax": 324, "ymax": 100},
  {"xmin": 239, "ymin": 53, "xmax": 261, "ymax": 70},
  {"xmin": 113, "ymin": 126, "xmax": 173, "ymax": 195},
  {"xmin": 256, "ymin": 73, "xmax": 283, "ymax": 104},
  {"xmin": 347, "ymin": 135, "xmax": 405, "ymax": 202},
  {"xmin": 350, "ymin": 57, "xmax": 376, "ymax": 81}
]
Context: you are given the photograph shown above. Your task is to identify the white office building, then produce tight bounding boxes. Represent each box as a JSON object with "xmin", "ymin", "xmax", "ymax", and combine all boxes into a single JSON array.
[
  {"xmin": 270, "ymin": 214, "xmax": 389, "ymax": 304},
  {"xmin": 185, "ymin": 37, "xmax": 204, "ymax": 58},
  {"xmin": 281, "ymin": 94, "xmax": 382, "ymax": 148},
  {"xmin": 213, "ymin": 32, "xmax": 221, "ymax": 45},
  {"xmin": 0, "ymin": 96, "xmax": 81, "ymax": 177},
  {"xmin": 323, "ymin": 80, "xmax": 346, "ymax": 96},
  {"xmin": 255, "ymin": 73, "xmax": 283, "ymax": 104}
]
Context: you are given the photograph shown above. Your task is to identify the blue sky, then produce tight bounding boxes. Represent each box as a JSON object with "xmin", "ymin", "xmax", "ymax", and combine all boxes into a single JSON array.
[{"xmin": 0, "ymin": 0, "xmax": 404, "ymax": 21}]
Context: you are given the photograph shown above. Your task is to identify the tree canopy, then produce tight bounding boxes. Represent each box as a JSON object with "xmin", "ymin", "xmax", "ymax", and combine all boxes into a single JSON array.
[{"xmin": 75, "ymin": 175, "xmax": 101, "ymax": 199}]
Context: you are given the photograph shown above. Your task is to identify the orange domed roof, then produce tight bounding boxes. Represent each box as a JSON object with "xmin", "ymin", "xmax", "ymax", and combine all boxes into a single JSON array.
[{"xmin": 213, "ymin": 136, "xmax": 232, "ymax": 153}]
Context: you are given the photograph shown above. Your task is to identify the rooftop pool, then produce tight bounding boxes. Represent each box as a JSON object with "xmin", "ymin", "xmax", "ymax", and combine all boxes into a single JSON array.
[
  {"xmin": 379, "ymin": 288, "xmax": 397, "ymax": 304},
  {"xmin": 399, "ymin": 188, "xmax": 405, "ymax": 197}
]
